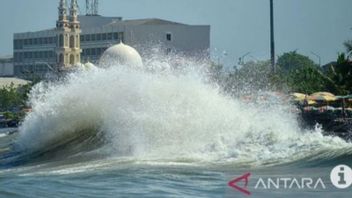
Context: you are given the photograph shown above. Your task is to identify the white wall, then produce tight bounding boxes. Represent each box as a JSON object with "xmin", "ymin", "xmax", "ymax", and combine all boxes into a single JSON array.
[{"xmin": 125, "ymin": 25, "xmax": 210, "ymax": 56}]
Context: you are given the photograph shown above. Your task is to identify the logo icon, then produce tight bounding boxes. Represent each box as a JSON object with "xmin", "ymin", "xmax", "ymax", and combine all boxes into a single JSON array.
[
  {"xmin": 330, "ymin": 164, "xmax": 352, "ymax": 189},
  {"xmin": 228, "ymin": 172, "xmax": 251, "ymax": 195}
]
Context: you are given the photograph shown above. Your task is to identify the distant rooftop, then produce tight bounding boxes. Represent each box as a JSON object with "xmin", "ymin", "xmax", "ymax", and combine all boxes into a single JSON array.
[
  {"xmin": 0, "ymin": 55, "xmax": 13, "ymax": 61},
  {"xmin": 14, "ymin": 15, "xmax": 194, "ymax": 36},
  {"xmin": 78, "ymin": 15, "xmax": 123, "ymax": 29},
  {"xmin": 78, "ymin": 15, "xmax": 187, "ymax": 30}
]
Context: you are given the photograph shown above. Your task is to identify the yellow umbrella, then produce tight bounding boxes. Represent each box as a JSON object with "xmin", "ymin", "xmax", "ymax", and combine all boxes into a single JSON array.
[
  {"xmin": 306, "ymin": 100, "xmax": 317, "ymax": 105},
  {"xmin": 309, "ymin": 92, "xmax": 336, "ymax": 102},
  {"xmin": 291, "ymin": 93, "xmax": 307, "ymax": 101},
  {"xmin": 290, "ymin": 93, "xmax": 316, "ymax": 105}
]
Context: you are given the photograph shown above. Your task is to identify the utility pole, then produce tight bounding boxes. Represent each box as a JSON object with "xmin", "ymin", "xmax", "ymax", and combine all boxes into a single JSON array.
[{"xmin": 270, "ymin": 0, "xmax": 276, "ymax": 73}]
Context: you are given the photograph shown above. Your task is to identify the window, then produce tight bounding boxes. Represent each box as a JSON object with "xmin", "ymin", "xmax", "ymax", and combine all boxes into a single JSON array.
[
  {"xmin": 97, "ymin": 34, "xmax": 102, "ymax": 41},
  {"xmin": 102, "ymin": 33, "xmax": 107, "ymax": 40},
  {"xmin": 113, "ymin": 33, "xmax": 119, "ymax": 40},
  {"xmin": 92, "ymin": 48, "xmax": 96, "ymax": 56},
  {"xmin": 59, "ymin": 35, "xmax": 64, "ymax": 47},
  {"xmin": 107, "ymin": 33, "xmax": 113, "ymax": 40},
  {"xmin": 80, "ymin": 35, "xmax": 84, "ymax": 42},
  {"xmin": 59, "ymin": 54, "xmax": 64, "ymax": 64},
  {"xmin": 92, "ymin": 34, "xmax": 96, "ymax": 41},
  {"xmin": 70, "ymin": 35, "xmax": 75, "ymax": 48},
  {"xmin": 97, "ymin": 48, "xmax": 102, "ymax": 55},
  {"xmin": 86, "ymin": 34, "xmax": 91, "ymax": 41},
  {"xmin": 166, "ymin": 33, "xmax": 172, "ymax": 41},
  {"xmin": 14, "ymin": 40, "xmax": 22, "ymax": 49},
  {"xmin": 70, "ymin": 54, "xmax": 75, "ymax": 65}
]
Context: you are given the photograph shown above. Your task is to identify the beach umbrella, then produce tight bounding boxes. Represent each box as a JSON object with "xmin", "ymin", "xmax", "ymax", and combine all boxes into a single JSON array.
[
  {"xmin": 290, "ymin": 93, "xmax": 316, "ymax": 105},
  {"xmin": 309, "ymin": 92, "xmax": 336, "ymax": 102},
  {"xmin": 290, "ymin": 93, "xmax": 307, "ymax": 101},
  {"xmin": 302, "ymin": 99, "xmax": 317, "ymax": 105}
]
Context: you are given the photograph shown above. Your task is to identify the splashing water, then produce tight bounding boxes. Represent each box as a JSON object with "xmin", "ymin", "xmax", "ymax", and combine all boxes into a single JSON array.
[{"xmin": 5, "ymin": 54, "xmax": 352, "ymax": 168}]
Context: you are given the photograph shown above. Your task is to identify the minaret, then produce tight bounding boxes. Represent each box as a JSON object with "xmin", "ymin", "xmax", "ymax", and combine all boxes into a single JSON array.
[
  {"xmin": 56, "ymin": 0, "xmax": 71, "ymax": 69},
  {"xmin": 68, "ymin": 0, "xmax": 82, "ymax": 66}
]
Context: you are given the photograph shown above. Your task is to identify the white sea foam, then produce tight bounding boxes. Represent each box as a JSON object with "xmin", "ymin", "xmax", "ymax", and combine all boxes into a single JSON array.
[{"xmin": 14, "ymin": 54, "xmax": 352, "ymax": 167}]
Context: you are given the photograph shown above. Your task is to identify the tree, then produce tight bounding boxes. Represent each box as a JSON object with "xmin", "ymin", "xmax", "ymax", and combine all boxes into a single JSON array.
[
  {"xmin": 343, "ymin": 40, "xmax": 352, "ymax": 57},
  {"xmin": 0, "ymin": 83, "xmax": 22, "ymax": 111},
  {"xmin": 223, "ymin": 60, "xmax": 284, "ymax": 95},
  {"xmin": 277, "ymin": 51, "xmax": 318, "ymax": 73},
  {"xmin": 325, "ymin": 53, "xmax": 352, "ymax": 94},
  {"xmin": 276, "ymin": 51, "xmax": 335, "ymax": 94}
]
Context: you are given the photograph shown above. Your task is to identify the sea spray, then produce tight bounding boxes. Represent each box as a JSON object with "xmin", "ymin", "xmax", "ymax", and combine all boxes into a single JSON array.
[{"xmin": 10, "ymin": 55, "xmax": 352, "ymax": 167}]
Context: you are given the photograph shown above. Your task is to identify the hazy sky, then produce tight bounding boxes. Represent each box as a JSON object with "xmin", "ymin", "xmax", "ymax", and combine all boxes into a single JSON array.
[{"xmin": 0, "ymin": 0, "xmax": 351, "ymax": 66}]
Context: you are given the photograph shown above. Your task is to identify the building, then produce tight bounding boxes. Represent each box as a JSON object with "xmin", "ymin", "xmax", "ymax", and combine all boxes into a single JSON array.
[
  {"xmin": 13, "ymin": 0, "xmax": 210, "ymax": 79},
  {"xmin": 0, "ymin": 55, "xmax": 14, "ymax": 77}
]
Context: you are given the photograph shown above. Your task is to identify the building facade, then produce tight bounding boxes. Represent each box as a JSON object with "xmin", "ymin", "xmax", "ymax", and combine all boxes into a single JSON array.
[
  {"xmin": 0, "ymin": 56, "xmax": 14, "ymax": 77},
  {"xmin": 13, "ymin": 0, "xmax": 210, "ymax": 79}
]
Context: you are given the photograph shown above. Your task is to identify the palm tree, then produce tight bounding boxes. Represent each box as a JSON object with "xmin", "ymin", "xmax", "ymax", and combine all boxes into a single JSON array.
[{"xmin": 343, "ymin": 40, "xmax": 352, "ymax": 58}]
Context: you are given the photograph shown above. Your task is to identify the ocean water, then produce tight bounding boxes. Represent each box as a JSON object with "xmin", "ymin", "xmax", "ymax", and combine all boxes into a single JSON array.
[{"xmin": 0, "ymin": 56, "xmax": 351, "ymax": 197}]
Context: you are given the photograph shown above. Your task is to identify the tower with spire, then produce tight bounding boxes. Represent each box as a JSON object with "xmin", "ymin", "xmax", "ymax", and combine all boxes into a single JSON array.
[
  {"xmin": 55, "ymin": 0, "xmax": 81, "ymax": 70},
  {"xmin": 68, "ymin": 0, "xmax": 82, "ymax": 66}
]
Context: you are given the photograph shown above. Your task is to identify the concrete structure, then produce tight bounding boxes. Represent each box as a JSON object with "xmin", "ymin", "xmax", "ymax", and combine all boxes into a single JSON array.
[
  {"xmin": 0, "ymin": 56, "xmax": 14, "ymax": 77},
  {"xmin": 100, "ymin": 42, "xmax": 143, "ymax": 69},
  {"xmin": 13, "ymin": 0, "xmax": 210, "ymax": 79},
  {"xmin": 56, "ymin": 0, "xmax": 82, "ymax": 69}
]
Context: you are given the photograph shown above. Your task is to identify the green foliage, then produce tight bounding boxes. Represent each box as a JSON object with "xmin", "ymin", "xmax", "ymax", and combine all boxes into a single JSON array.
[
  {"xmin": 277, "ymin": 51, "xmax": 317, "ymax": 73},
  {"xmin": 282, "ymin": 65, "xmax": 330, "ymax": 94},
  {"xmin": 325, "ymin": 53, "xmax": 352, "ymax": 95},
  {"xmin": 3, "ymin": 111, "xmax": 17, "ymax": 120},
  {"xmin": 343, "ymin": 40, "xmax": 352, "ymax": 55},
  {"xmin": 0, "ymin": 83, "xmax": 23, "ymax": 111},
  {"xmin": 220, "ymin": 50, "xmax": 349, "ymax": 96},
  {"xmin": 0, "ymin": 82, "xmax": 33, "ymax": 111},
  {"xmin": 223, "ymin": 60, "xmax": 282, "ymax": 95},
  {"xmin": 275, "ymin": 51, "xmax": 341, "ymax": 94}
]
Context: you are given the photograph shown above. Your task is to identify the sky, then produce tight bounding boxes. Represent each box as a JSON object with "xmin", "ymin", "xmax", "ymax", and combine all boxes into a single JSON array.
[{"xmin": 0, "ymin": 0, "xmax": 352, "ymax": 67}]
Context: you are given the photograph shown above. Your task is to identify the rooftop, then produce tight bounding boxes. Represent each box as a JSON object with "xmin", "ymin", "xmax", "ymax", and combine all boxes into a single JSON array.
[{"xmin": 15, "ymin": 15, "xmax": 190, "ymax": 36}]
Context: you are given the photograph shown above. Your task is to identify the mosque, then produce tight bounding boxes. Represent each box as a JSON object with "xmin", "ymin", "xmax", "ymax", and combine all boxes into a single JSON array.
[{"xmin": 11, "ymin": 0, "xmax": 210, "ymax": 79}]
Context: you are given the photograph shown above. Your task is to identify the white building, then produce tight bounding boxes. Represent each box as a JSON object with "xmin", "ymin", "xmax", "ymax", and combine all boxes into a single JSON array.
[
  {"xmin": 13, "ymin": 1, "xmax": 210, "ymax": 79},
  {"xmin": 0, "ymin": 56, "xmax": 14, "ymax": 77}
]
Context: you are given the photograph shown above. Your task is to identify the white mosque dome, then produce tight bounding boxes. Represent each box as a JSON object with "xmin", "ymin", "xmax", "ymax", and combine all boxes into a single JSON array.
[{"xmin": 99, "ymin": 42, "xmax": 143, "ymax": 69}]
